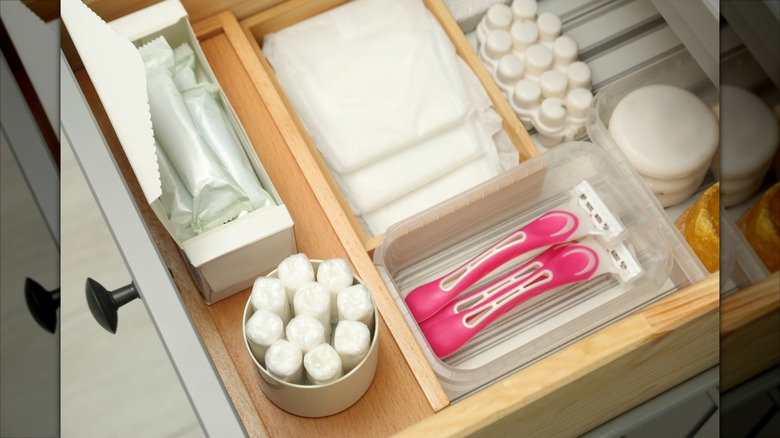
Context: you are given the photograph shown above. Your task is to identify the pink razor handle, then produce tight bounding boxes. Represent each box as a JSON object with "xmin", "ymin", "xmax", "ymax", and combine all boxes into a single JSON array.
[
  {"xmin": 421, "ymin": 241, "xmax": 605, "ymax": 359},
  {"xmin": 418, "ymin": 243, "xmax": 570, "ymax": 333},
  {"xmin": 405, "ymin": 210, "xmax": 582, "ymax": 323}
]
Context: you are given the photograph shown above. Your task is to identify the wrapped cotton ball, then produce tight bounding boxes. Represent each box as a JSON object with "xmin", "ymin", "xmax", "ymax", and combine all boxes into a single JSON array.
[
  {"xmin": 293, "ymin": 281, "xmax": 332, "ymax": 338},
  {"xmin": 265, "ymin": 340, "xmax": 304, "ymax": 384},
  {"xmin": 245, "ymin": 309, "xmax": 284, "ymax": 365},
  {"xmin": 285, "ymin": 314, "xmax": 326, "ymax": 354},
  {"xmin": 304, "ymin": 343, "xmax": 343, "ymax": 385},
  {"xmin": 316, "ymin": 258, "xmax": 354, "ymax": 320},
  {"xmin": 337, "ymin": 284, "xmax": 375, "ymax": 329},
  {"xmin": 250, "ymin": 276, "xmax": 290, "ymax": 325},
  {"xmin": 333, "ymin": 320, "xmax": 371, "ymax": 372},
  {"xmin": 277, "ymin": 253, "xmax": 315, "ymax": 303}
]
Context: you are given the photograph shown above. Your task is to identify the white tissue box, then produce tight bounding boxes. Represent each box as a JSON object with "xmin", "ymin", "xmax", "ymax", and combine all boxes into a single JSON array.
[{"xmin": 69, "ymin": 0, "xmax": 296, "ymax": 303}]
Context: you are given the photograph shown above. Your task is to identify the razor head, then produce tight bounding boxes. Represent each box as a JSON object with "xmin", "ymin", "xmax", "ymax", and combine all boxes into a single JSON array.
[
  {"xmin": 571, "ymin": 180, "xmax": 626, "ymax": 244},
  {"xmin": 603, "ymin": 241, "xmax": 643, "ymax": 284}
]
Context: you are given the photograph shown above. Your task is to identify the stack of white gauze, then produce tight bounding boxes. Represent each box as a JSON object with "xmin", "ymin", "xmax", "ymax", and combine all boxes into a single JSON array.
[
  {"xmin": 247, "ymin": 254, "xmax": 375, "ymax": 385},
  {"xmin": 476, "ymin": 0, "xmax": 594, "ymax": 147},
  {"xmin": 263, "ymin": 0, "xmax": 517, "ymax": 236},
  {"xmin": 139, "ymin": 36, "xmax": 275, "ymax": 239}
]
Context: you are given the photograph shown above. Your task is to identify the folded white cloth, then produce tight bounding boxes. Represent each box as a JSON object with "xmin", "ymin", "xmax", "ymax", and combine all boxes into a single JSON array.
[
  {"xmin": 361, "ymin": 147, "xmax": 502, "ymax": 235},
  {"xmin": 263, "ymin": 0, "xmax": 472, "ymax": 173}
]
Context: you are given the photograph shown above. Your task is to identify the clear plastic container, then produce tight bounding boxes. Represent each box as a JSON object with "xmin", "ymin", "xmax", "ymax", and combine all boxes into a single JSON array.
[
  {"xmin": 373, "ymin": 141, "xmax": 707, "ymax": 400},
  {"xmin": 586, "ymin": 48, "xmax": 772, "ymax": 295}
]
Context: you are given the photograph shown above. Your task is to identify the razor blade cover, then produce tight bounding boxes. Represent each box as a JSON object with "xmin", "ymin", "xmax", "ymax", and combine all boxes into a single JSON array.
[
  {"xmin": 421, "ymin": 237, "xmax": 643, "ymax": 359},
  {"xmin": 405, "ymin": 180, "xmax": 627, "ymax": 323}
]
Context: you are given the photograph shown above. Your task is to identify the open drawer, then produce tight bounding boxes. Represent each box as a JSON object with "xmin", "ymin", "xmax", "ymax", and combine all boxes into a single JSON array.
[{"xmin": 61, "ymin": 1, "xmax": 719, "ymax": 436}]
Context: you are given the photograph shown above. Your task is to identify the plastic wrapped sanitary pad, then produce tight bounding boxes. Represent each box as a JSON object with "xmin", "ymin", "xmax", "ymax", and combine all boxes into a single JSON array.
[
  {"xmin": 263, "ymin": 0, "xmax": 472, "ymax": 173},
  {"xmin": 140, "ymin": 37, "xmax": 252, "ymax": 235}
]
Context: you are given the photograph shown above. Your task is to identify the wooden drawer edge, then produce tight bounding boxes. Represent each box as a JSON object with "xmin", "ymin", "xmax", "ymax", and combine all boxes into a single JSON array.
[
  {"xmin": 721, "ymin": 271, "xmax": 780, "ymax": 336},
  {"xmin": 396, "ymin": 273, "xmax": 719, "ymax": 437},
  {"xmin": 721, "ymin": 271, "xmax": 780, "ymax": 391}
]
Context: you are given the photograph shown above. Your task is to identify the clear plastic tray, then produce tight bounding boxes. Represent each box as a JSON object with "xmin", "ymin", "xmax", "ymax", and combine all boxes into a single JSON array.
[{"xmin": 373, "ymin": 141, "xmax": 707, "ymax": 400}]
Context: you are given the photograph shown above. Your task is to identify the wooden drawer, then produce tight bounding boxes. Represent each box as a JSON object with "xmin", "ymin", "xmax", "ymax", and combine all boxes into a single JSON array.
[{"xmin": 63, "ymin": 2, "xmax": 722, "ymax": 436}]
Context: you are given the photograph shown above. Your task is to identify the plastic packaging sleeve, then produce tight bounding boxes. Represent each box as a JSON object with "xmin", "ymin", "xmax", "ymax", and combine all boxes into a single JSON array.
[
  {"xmin": 293, "ymin": 281, "xmax": 332, "ymax": 338},
  {"xmin": 277, "ymin": 253, "xmax": 315, "ymax": 303},
  {"xmin": 303, "ymin": 344, "xmax": 343, "ymax": 385},
  {"xmin": 250, "ymin": 276, "xmax": 291, "ymax": 326},
  {"xmin": 155, "ymin": 141, "xmax": 196, "ymax": 241},
  {"xmin": 139, "ymin": 36, "xmax": 252, "ymax": 235},
  {"xmin": 316, "ymin": 258, "xmax": 354, "ymax": 321},
  {"xmin": 245, "ymin": 309, "xmax": 284, "ymax": 365},
  {"xmin": 333, "ymin": 320, "xmax": 371, "ymax": 372},
  {"xmin": 285, "ymin": 314, "xmax": 326, "ymax": 355},
  {"xmin": 173, "ymin": 43, "xmax": 275, "ymax": 210},
  {"xmin": 181, "ymin": 86, "xmax": 275, "ymax": 210},
  {"xmin": 265, "ymin": 340, "xmax": 304, "ymax": 384}
]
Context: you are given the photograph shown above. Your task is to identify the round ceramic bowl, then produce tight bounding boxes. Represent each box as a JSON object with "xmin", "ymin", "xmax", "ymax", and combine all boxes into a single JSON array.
[{"xmin": 242, "ymin": 259, "xmax": 380, "ymax": 417}]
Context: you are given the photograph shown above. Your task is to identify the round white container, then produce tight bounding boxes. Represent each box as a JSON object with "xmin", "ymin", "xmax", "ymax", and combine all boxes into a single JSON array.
[{"xmin": 242, "ymin": 260, "xmax": 379, "ymax": 417}]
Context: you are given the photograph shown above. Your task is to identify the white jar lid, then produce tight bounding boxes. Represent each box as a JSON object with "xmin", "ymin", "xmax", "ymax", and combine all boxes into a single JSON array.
[
  {"xmin": 609, "ymin": 84, "xmax": 718, "ymax": 180},
  {"xmin": 720, "ymin": 85, "xmax": 780, "ymax": 180}
]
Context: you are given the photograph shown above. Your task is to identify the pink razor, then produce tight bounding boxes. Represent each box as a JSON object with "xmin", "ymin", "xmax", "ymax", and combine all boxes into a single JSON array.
[
  {"xmin": 421, "ymin": 237, "xmax": 642, "ymax": 359},
  {"xmin": 405, "ymin": 181, "xmax": 626, "ymax": 323}
]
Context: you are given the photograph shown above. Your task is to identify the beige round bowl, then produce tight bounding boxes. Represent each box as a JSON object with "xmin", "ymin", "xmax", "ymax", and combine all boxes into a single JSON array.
[{"xmin": 242, "ymin": 260, "xmax": 380, "ymax": 417}]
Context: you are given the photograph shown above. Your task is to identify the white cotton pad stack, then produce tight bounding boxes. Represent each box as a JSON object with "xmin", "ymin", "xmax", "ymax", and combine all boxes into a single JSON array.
[
  {"xmin": 316, "ymin": 258, "xmax": 355, "ymax": 320},
  {"xmin": 265, "ymin": 340, "xmax": 305, "ymax": 384},
  {"xmin": 333, "ymin": 320, "xmax": 371, "ymax": 372},
  {"xmin": 250, "ymin": 277, "xmax": 291, "ymax": 325},
  {"xmin": 304, "ymin": 344, "xmax": 344, "ymax": 385},
  {"xmin": 293, "ymin": 282, "xmax": 332, "ymax": 339},
  {"xmin": 285, "ymin": 314, "xmax": 326, "ymax": 355},
  {"xmin": 277, "ymin": 253, "xmax": 315, "ymax": 303},
  {"xmin": 245, "ymin": 309, "xmax": 285, "ymax": 365},
  {"xmin": 717, "ymin": 85, "xmax": 780, "ymax": 207},
  {"xmin": 337, "ymin": 284, "xmax": 375, "ymax": 329},
  {"xmin": 609, "ymin": 84, "xmax": 719, "ymax": 207}
]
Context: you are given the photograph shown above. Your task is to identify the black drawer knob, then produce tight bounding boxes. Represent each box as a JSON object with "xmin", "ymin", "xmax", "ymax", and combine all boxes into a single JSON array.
[
  {"xmin": 25, "ymin": 278, "xmax": 60, "ymax": 334},
  {"xmin": 85, "ymin": 278, "xmax": 139, "ymax": 334}
]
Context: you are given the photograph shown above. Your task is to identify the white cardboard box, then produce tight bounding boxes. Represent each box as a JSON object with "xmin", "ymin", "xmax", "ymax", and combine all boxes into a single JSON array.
[{"xmin": 63, "ymin": 0, "xmax": 296, "ymax": 303}]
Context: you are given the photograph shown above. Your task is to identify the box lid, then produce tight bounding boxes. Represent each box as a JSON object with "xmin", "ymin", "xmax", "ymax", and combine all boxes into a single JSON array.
[{"xmin": 61, "ymin": 0, "xmax": 189, "ymax": 205}]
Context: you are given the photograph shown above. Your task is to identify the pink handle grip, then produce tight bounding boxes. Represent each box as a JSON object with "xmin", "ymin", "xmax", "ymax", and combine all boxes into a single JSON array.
[
  {"xmin": 405, "ymin": 210, "xmax": 581, "ymax": 323},
  {"xmin": 418, "ymin": 243, "xmax": 569, "ymax": 333},
  {"xmin": 422, "ymin": 242, "xmax": 602, "ymax": 359}
]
